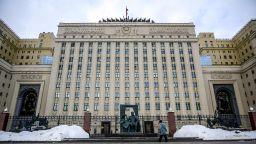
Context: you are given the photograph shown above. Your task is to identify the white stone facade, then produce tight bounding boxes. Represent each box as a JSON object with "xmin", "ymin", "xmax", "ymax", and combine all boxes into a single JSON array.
[{"xmin": 45, "ymin": 22, "xmax": 209, "ymax": 116}]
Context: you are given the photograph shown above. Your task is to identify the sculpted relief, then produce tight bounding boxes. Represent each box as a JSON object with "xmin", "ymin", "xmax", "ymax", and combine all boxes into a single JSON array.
[
  {"xmin": 211, "ymin": 73, "xmax": 232, "ymax": 79},
  {"xmin": 61, "ymin": 26, "xmax": 191, "ymax": 36}
]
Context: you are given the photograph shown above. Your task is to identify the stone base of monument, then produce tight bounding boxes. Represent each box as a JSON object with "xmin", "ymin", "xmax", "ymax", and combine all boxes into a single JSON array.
[{"xmin": 105, "ymin": 132, "xmax": 158, "ymax": 137}]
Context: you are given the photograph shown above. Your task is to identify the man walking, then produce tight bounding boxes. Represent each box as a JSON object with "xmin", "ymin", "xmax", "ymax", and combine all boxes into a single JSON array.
[{"xmin": 159, "ymin": 120, "xmax": 168, "ymax": 142}]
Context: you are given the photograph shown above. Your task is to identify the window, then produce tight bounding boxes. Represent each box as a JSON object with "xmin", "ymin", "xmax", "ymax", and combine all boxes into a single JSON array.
[
  {"xmin": 145, "ymin": 92, "xmax": 149, "ymax": 97},
  {"xmin": 135, "ymin": 92, "xmax": 140, "ymax": 97},
  {"xmin": 166, "ymin": 102, "xmax": 170, "ymax": 110},
  {"xmin": 56, "ymin": 82, "xmax": 60, "ymax": 88},
  {"xmin": 186, "ymin": 102, "xmax": 191, "ymax": 110},
  {"xmin": 74, "ymin": 103, "xmax": 78, "ymax": 111},
  {"xmin": 178, "ymin": 42, "xmax": 182, "ymax": 47},
  {"xmin": 114, "ymin": 103, "xmax": 119, "ymax": 111},
  {"xmin": 94, "ymin": 103, "xmax": 99, "ymax": 111},
  {"xmin": 115, "ymin": 92, "xmax": 120, "ymax": 97},
  {"xmin": 85, "ymin": 92, "xmax": 90, "ymax": 98},
  {"xmin": 63, "ymin": 103, "xmax": 68, "ymax": 111},
  {"xmin": 75, "ymin": 92, "xmax": 80, "ymax": 98},
  {"xmin": 71, "ymin": 42, "xmax": 75, "ymax": 47},
  {"xmin": 191, "ymin": 72, "xmax": 196, "ymax": 78},
  {"xmin": 53, "ymin": 103, "xmax": 58, "ymax": 111},
  {"xmin": 55, "ymin": 92, "xmax": 60, "ymax": 98},
  {"xmin": 145, "ymin": 103, "xmax": 150, "ymax": 110},
  {"xmin": 154, "ymin": 91, "xmax": 159, "ymax": 97},
  {"xmin": 104, "ymin": 103, "xmax": 109, "ymax": 111},
  {"xmin": 125, "ymin": 92, "xmax": 130, "ymax": 97},
  {"xmin": 196, "ymin": 102, "xmax": 201, "ymax": 110},
  {"xmin": 84, "ymin": 103, "xmax": 89, "ymax": 111},
  {"xmin": 154, "ymin": 82, "xmax": 159, "ymax": 88},
  {"xmin": 155, "ymin": 102, "xmax": 160, "ymax": 110},
  {"xmin": 66, "ymin": 82, "xmax": 70, "ymax": 88},
  {"xmin": 65, "ymin": 92, "xmax": 70, "ymax": 98},
  {"xmin": 176, "ymin": 102, "xmax": 180, "ymax": 110}
]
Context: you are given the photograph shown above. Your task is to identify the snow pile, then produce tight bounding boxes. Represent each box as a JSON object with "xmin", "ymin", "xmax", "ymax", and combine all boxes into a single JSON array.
[
  {"xmin": 0, "ymin": 125, "xmax": 89, "ymax": 141},
  {"xmin": 174, "ymin": 125, "xmax": 256, "ymax": 140}
]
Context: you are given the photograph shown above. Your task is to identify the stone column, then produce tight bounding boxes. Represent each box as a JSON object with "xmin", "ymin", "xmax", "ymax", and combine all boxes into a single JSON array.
[
  {"xmin": 167, "ymin": 111, "xmax": 176, "ymax": 137},
  {"xmin": 84, "ymin": 112, "xmax": 91, "ymax": 134},
  {"xmin": 0, "ymin": 112, "xmax": 9, "ymax": 131},
  {"xmin": 248, "ymin": 112, "xmax": 256, "ymax": 130}
]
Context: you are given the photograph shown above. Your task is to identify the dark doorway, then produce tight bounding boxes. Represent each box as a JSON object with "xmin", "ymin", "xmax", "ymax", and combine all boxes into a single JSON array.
[
  {"xmin": 14, "ymin": 85, "xmax": 40, "ymax": 116},
  {"xmin": 144, "ymin": 121, "xmax": 154, "ymax": 134},
  {"xmin": 214, "ymin": 84, "xmax": 240, "ymax": 127},
  {"xmin": 19, "ymin": 90, "xmax": 38, "ymax": 116},
  {"xmin": 101, "ymin": 121, "xmax": 111, "ymax": 135}
]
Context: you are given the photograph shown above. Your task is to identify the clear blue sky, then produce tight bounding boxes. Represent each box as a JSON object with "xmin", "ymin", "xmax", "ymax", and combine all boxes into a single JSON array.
[{"xmin": 0, "ymin": 0, "xmax": 255, "ymax": 38}]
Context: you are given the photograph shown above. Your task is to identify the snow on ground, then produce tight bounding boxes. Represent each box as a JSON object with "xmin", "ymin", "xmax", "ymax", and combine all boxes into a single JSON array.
[
  {"xmin": 174, "ymin": 125, "xmax": 256, "ymax": 140},
  {"xmin": 0, "ymin": 125, "xmax": 89, "ymax": 141}
]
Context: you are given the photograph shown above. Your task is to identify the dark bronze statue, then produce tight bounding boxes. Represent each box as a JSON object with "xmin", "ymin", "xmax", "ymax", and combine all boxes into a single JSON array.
[
  {"xmin": 207, "ymin": 110, "xmax": 220, "ymax": 128},
  {"xmin": 120, "ymin": 112, "xmax": 140, "ymax": 132}
]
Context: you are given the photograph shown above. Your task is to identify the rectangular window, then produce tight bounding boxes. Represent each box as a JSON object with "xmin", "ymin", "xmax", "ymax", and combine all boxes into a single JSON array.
[
  {"xmin": 176, "ymin": 102, "xmax": 180, "ymax": 110},
  {"xmin": 135, "ymin": 92, "xmax": 140, "ymax": 97},
  {"xmin": 114, "ymin": 103, "xmax": 119, "ymax": 111},
  {"xmin": 125, "ymin": 92, "xmax": 130, "ymax": 97},
  {"xmin": 94, "ymin": 103, "xmax": 99, "ymax": 111},
  {"xmin": 84, "ymin": 103, "xmax": 89, "ymax": 111},
  {"xmin": 65, "ymin": 92, "xmax": 70, "ymax": 98},
  {"xmin": 76, "ymin": 82, "xmax": 80, "ymax": 89},
  {"xmin": 178, "ymin": 42, "xmax": 182, "ymax": 47},
  {"xmin": 75, "ymin": 92, "xmax": 80, "ymax": 98},
  {"xmin": 85, "ymin": 92, "xmax": 90, "ymax": 98},
  {"xmin": 145, "ymin": 92, "xmax": 149, "ymax": 97},
  {"xmin": 155, "ymin": 102, "xmax": 160, "ymax": 110},
  {"xmin": 192, "ymin": 72, "xmax": 196, "ymax": 78},
  {"xmin": 186, "ymin": 102, "xmax": 191, "ymax": 110},
  {"xmin": 165, "ymin": 102, "xmax": 170, "ymax": 110},
  {"xmin": 55, "ymin": 82, "xmax": 61, "ymax": 89},
  {"xmin": 104, "ymin": 103, "xmax": 109, "ymax": 111},
  {"xmin": 63, "ymin": 103, "xmax": 68, "ymax": 111},
  {"xmin": 66, "ymin": 82, "xmax": 71, "ymax": 88},
  {"xmin": 196, "ymin": 102, "xmax": 201, "ymax": 110},
  {"xmin": 145, "ymin": 103, "xmax": 150, "ymax": 110},
  {"xmin": 74, "ymin": 103, "xmax": 78, "ymax": 111},
  {"xmin": 53, "ymin": 103, "xmax": 58, "ymax": 111},
  {"xmin": 55, "ymin": 92, "xmax": 60, "ymax": 98}
]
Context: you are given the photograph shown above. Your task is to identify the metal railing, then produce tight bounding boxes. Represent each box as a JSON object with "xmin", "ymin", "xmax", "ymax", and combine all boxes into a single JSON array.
[{"xmin": 6, "ymin": 114, "xmax": 251, "ymax": 133}]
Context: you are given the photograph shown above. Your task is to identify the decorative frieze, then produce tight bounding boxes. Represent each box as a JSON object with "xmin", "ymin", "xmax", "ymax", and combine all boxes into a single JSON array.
[
  {"xmin": 20, "ymin": 74, "xmax": 42, "ymax": 80},
  {"xmin": 211, "ymin": 73, "xmax": 232, "ymax": 79}
]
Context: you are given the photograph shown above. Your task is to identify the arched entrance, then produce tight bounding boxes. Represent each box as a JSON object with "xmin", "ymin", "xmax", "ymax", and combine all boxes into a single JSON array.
[
  {"xmin": 214, "ymin": 84, "xmax": 240, "ymax": 128},
  {"xmin": 14, "ymin": 84, "xmax": 40, "ymax": 116},
  {"xmin": 19, "ymin": 89, "xmax": 38, "ymax": 116}
]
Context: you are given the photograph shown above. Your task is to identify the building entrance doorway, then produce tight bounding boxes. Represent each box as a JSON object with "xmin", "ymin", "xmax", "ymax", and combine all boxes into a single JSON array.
[
  {"xmin": 101, "ymin": 121, "xmax": 111, "ymax": 135},
  {"xmin": 144, "ymin": 121, "xmax": 154, "ymax": 134},
  {"xmin": 214, "ymin": 84, "xmax": 240, "ymax": 128},
  {"xmin": 14, "ymin": 84, "xmax": 40, "ymax": 116}
]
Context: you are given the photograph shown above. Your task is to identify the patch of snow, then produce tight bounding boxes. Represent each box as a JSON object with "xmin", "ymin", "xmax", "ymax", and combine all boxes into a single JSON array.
[
  {"xmin": 174, "ymin": 125, "xmax": 256, "ymax": 140},
  {"xmin": 0, "ymin": 125, "xmax": 89, "ymax": 141}
]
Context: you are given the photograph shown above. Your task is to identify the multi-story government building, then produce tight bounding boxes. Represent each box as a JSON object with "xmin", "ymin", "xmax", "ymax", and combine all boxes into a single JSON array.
[
  {"xmin": 0, "ymin": 17, "xmax": 255, "ymax": 131},
  {"xmin": 45, "ymin": 19, "xmax": 209, "ymax": 116}
]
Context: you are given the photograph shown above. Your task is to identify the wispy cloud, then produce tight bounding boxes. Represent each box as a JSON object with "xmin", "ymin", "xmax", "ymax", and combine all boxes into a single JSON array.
[{"xmin": 0, "ymin": 0, "xmax": 255, "ymax": 38}]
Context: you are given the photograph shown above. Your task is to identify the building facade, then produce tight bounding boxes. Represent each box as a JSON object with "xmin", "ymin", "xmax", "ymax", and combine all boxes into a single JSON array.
[
  {"xmin": 199, "ymin": 20, "xmax": 256, "ymax": 116},
  {"xmin": 0, "ymin": 19, "xmax": 54, "ymax": 113},
  {"xmin": 0, "ymin": 18, "xmax": 255, "ymax": 132},
  {"xmin": 44, "ymin": 20, "xmax": 208, "ymax": 116}
]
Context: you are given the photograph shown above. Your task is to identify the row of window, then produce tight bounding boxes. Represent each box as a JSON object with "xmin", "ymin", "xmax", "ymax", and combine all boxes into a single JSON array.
[
  {"xmin": 55, "ymin": 91, "xmax": 200, "ymax": 98},
  {"xmin": 53, "ymin": 102, "xmax": 201, "ymax": 111},
  {"xmin": 61, "ymin": 41, "xmax": 192, "ymax": 48}
]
